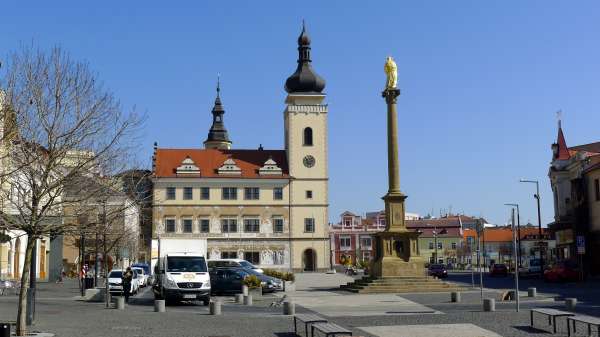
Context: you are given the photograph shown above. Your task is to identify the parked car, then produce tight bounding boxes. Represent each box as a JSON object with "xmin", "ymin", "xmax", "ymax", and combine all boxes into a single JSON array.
[
  {"xmin": 489, "ymin": 263, "xmax": 509, "ymax": 277},
  {"xmin": 207, "ymin": 259, "xmax": 263, "ymax": 273},
  {"xmin": 244, "ymin": 268, "xmax": 283, "ymax": 292},
  {"xmin": 544, "ymin": 261, "xmax": 581, "ymax": 282},
  {"xmin": 131, "ymin": 267, "xmax": 149, "ymax": 288},
  {"xmin": 132, "ymin": 263, "xmax": 152, "ymax": 283},
  {"xmin": 132, "ymin": 267, "xmax": 147, "ymax": 287},
  {"xmin": 428, "ymin": 264, "xmax": 448, "ymax": 278},
  {"xmin": 107, "ymin": 269, "xmax": 134, "ymax": 295},
  {"xmin": 209, "ymin": 268, "xmax": 252, "ymax": 295}
]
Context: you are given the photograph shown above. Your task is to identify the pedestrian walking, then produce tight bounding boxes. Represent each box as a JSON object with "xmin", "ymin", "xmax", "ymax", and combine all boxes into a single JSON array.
[
  {"xmin": 56, "ymin": 266, "xmax": 65, "ymax": 284},
  {"xmin": 122, "ymin": 267, "xmax": 134, "ymax": 303}
]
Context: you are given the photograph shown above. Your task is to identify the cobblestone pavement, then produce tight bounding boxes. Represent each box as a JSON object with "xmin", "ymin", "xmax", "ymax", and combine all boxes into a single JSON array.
[{"xmin": 0, "ymin": 274, "xmax": 598, "ymax": 337}]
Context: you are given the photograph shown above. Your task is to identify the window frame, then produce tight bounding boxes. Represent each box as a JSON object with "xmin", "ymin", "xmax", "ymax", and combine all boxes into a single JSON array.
[
  {"xmin": 222, "ymin": 187, "xmax": 238, "ymax": 200},
  {"xmin": 306, "ymin": 190, "xmax": 313, "ymax": 199},
  {"xmin": 273, "ymin": 187, "xmax": 283, "ymax": 200},
  {"xmin": 200, "ymin": 187, "xmax": 210, "ymax": 200},
  {"xmin": 165, "ymin": 218, "xmax": 176, "ymax": 233},
  {"xmin": 244, "ymin": 187, "xmax": 260, "ymax": 200},
  {"xmin": 221, "ymin": 218, "xmax": 238, "ymax": 233},
  {"xmin": 166, "ymin": 187, "xmax": 176, "ymax": 200},
  {"xmin": 303, "ymin": 127, "xmax": 313, "ymax": 146},
  {"xmin": 199, "ymin": 219, "xmax": 210, "ymax": 233},
  {"xmin": 304, "ymin": 218, "xmax": 315, "ymax": 233},
  {"xmin": 340, "ymin": 236, "xmax": 351, "ymax": 250},
  {"xmin": 243, "ymin": 218, "xmax": 260, "ymax": 233},
  {"xmin": 183, "ymin": 187, "xmax": 193, "ymax": 200},
  {"xmin": 243, "ymin": 251, "xmax": 260, "ymax": 265},
  {"xmin": 182, "ymin": 218, "xmax": 193, "ymax": 233},
  {"xmin": 273, "ymin": 217, "xmax": 284, "ymax": 233}
]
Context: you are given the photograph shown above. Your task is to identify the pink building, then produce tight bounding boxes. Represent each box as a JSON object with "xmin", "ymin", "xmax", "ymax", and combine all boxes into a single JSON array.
[{"xmin": 329, "ymin": 211, "xmax": 387, "ymax": 266}]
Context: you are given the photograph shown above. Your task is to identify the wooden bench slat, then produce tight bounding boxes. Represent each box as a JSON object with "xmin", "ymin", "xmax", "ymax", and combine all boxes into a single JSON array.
[
  {"xmin": 569, "ymin": 315, "xmax": 600, "ymax": 325},
  {"xmin": 532, "ymin": 308, "xmax": 574, "ymax": 315},
  {"xmin": 313, "ymin": 322, "xmax": 352, "ymax": 333}
]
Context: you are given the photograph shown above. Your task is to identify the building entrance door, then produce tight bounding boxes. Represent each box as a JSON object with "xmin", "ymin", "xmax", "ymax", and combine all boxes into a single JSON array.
[{"xmin": 303, "ymin": 249, "xmax": 316, "ymax": 272}]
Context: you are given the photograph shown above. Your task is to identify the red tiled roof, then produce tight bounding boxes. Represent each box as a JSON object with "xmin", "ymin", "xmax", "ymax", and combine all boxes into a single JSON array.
[
  {"xmin": 154, "ymin": 148, "xmax": 289, "ymax": 178},
  {"xmin": 406, "ymin": 217, "xmax": 462, "ymax": 228},
  {"xmin": 570, "ymin": 141, "xmax": 600, "ymax": 154},
  {"xmin": 415, "ymin": 227, "xmax": 462, "ymax": 237},
  {"xmin": 463, "ymin": 227, "xmax": 547, "ymax": 242}
]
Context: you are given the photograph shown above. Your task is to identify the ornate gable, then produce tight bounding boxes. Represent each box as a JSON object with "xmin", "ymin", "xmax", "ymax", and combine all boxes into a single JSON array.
[
  {"xmin": 218, "ymin": 157, "xmax": 241, "ymax": 175},
  {"xmin": 176, "ymin": 156, "xmax": 200, "ymax": 175},
  {"xmin": 258, "ymin": 157, "xmax": 282, "ymax": 175}
]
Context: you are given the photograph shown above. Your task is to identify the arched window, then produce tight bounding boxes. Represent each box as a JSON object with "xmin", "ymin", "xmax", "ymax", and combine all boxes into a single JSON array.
[{"xmin": 303, "ymin": 127, "xmax": 313, "ymax": 146}]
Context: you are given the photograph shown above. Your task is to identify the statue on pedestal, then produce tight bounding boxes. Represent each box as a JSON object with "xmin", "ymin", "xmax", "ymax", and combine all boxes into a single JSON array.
[{"xmin": 384, "ymin": 56, "xmax": 397, "ymax": 90}]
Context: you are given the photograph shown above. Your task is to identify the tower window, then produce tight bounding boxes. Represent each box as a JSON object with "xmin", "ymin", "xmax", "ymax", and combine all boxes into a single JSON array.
[
  {"xmin": 306, "ymin": 190, "xmax": 313, "ymax": 199},
  {"xmin": 304, "ymin": 218, "xmax": 315, "ymax": 233},
  {"xmin": 303, "ymin": 127, "xmax": 313, "ymax": 146}
]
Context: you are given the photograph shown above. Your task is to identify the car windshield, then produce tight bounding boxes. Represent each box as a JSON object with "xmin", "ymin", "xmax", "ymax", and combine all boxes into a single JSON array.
[
  {"xmin": 239, "ymin": 261, "xmax": 254, "ymax": 269},
  {"xmin": 108, "ymin": 271, "xmax": 122, "ymax": 278},
  {"xmin": 133, "ymin": 268, "xmax": 144, "ymax": 275},
  {"xmin": 167, "ymin": 256, "xmax": 207, "ymax": 272}
]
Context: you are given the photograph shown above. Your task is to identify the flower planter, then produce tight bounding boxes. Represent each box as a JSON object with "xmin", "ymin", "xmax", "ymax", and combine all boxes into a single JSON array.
[{"xmin": 283, "ymin": 281, "xmax": 295, "ymax": 292}]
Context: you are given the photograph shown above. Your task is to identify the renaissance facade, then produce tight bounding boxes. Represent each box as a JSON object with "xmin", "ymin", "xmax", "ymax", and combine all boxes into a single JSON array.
[{"xmin": 151, "ymin": 25, "xmax": 329, "ymax": 272}]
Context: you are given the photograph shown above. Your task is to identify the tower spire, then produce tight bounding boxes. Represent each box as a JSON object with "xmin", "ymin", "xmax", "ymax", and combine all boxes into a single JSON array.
[
  {"xmin": 284, "ymin": 21, "xmax": 326, "ymax": 94},
  {"xmin": 204, "ymin": 77, "xmax": 232, "ymax": 150}
]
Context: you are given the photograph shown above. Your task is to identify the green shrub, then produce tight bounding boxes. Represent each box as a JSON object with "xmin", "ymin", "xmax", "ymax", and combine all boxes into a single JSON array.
[
  {"xmin": 243, "ymin": 275, "xmax": 262, "ymax": 289},
  {"xmin": 282, "ymin": 272, "xmax": 295, "ymax": 282},
  {"xmin": 263, "ymin": 269, "xmax": 284, "ymax": 279}
]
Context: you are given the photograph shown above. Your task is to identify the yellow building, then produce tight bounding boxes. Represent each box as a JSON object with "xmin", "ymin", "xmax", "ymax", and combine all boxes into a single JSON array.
[{"xmin": 152, "ymin": 25, "xmax": 329, "ymax": 272}]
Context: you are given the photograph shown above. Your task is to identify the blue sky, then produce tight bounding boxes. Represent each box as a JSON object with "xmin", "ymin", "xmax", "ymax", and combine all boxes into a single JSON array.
[{"xmin": 2, "ymin": 1, "xmax": 599, "ymax": 225}]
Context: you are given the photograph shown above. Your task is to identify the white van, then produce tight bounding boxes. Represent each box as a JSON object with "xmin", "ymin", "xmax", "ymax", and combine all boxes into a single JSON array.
[
  {"xmin": 153, "ymin": 253, "xmax": 211, "ymax": 305},
  {"xmin": 207, "ymin": 258, "xmax": 264, "ymax": 274}
]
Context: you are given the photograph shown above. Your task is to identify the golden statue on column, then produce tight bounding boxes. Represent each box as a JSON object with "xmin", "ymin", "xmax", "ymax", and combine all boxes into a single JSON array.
[{"xmin": 384, "ymin": 56, "xmax": 397, "ymax": 89}]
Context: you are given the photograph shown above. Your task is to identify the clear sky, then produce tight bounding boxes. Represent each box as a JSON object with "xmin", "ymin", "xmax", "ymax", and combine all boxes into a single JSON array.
[{"xmin": 2, "ymin": 1, "xmax": 599, "ymax": 226}]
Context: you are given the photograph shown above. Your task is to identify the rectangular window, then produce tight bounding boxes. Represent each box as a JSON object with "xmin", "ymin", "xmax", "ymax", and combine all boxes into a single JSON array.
[
  {"xmin": 200, "ymin": 219, "xmax": 210, "ymax": 233},
  {"xmin": 166, "ymin": 187, "xmax": 176, "ymax": 200},
  {"xmin": 595, "ymin": 179, "xmax": 600, "ymax": 201},
  {"xmin": 222, "ymin": 187, "xmax": 237, "ymax": 200},
  {"xmin": 221, "ymin": 218, "xmax": 238, "ymax": 233},
  {"xmin": 244, "ymin": 251, "xmax": 260, "ymax": 265},
  {"xmin": 183, "ymin": 187, "xmax": 193, "ymax": 200},
  {"xmin": 165, "ymin": 218, "xmax": 176, "ymax": 233},
  {"xmin": 304, "ymin": 218, "xmax": 315, "ymax": 233},
  {"xmin": 428, "ymin": 242, "xmax": 434, "ymax": 249},
  {"xmin": 360, "ymin": 237, "xmax": 372, "ymax": 249},
  {"xmin": 244, "ymin": 187, "xmax": 260, "ymax": 200},
  {"xmin": 451, "ymin": 242, "xmax": 457, "ymax": 250},
  {"xmin": 343, "ymin": 219, "xmax": 351, "ymax": 227},
  {"xmin": 221, "ymin": 251, "xmax": 238, "ymax": 259},
  {"xmin": 306, "ymin": 190, "xmax": 313, "ymax": 199},
  {"xmin": 183, "ymin": 219, "xmax": 193, "ymax": 233},
  {"xmin": 243, "ymin": 218, "xmax": 260, "ymax": 232},
  {"xmin": 340, "ymin": 236, "xmax": 351, "ymax": 250},
  {"xmin": 200, "ymin": 187, "xmax": 210, "ymax": 200},
  {"xmin": 273, "ymin": 187, "xmax": 283, "ymax": 200},
  {"xmin": 437, "ymin": 242, "xmax": 443, "ymax": 250},
  {"xmin": 429, "ymin": 256, "xmax": 435, "ymax": 264},
  {"xmin": 273, "ymin": 218, "xmax": 284, "ymax": 233}
]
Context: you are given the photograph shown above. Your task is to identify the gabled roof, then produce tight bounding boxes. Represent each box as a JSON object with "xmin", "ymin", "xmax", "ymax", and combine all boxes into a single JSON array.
[
  {"xmin": 154, "ymin": 148, "xmax": 289, "ymax": 179},
  {"xmin": 570, "ymin": 141, "xmax": 600, "ymax": 155}
]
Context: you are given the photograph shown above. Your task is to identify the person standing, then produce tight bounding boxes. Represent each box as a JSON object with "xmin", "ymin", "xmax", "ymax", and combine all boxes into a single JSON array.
[{"xmin": 122, "ymin": 267, "xmax": 134, "ymax": 303}]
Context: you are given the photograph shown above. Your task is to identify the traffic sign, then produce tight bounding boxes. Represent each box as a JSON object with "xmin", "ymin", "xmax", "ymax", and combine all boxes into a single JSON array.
[{"xmin": 576, "ymin": 235, "xmax": 585, "ymax": 255}]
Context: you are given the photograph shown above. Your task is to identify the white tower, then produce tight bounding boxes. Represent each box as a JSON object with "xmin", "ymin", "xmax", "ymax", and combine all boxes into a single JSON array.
[{"xmin": 284, "ymin": 23, "xmax": 329, "ymax": 272}]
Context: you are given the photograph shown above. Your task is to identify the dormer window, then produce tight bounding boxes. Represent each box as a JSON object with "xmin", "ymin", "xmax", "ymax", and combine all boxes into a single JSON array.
[
  {"xmin": 218, "ymin": 158, "xmax": 241, "ymax": 175},
  {"xmin": 176, "ymin": 156, "xmax": 200, "ymax": 175},
  {"xmin": 259, "ymin": 157, "xmax": 283, "ymax": 175}
]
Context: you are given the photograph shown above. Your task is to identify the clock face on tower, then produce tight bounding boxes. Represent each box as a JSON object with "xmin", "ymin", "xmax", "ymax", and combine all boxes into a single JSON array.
[{"xmin": 303, "ymin": 155, "xmax": 316, "ymax": 168}]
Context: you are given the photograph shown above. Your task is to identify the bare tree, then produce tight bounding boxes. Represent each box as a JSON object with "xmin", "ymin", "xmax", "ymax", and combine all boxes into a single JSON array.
[{"xmin": 0, "ymin": 45, "xmax": 143, "ymax": 335}]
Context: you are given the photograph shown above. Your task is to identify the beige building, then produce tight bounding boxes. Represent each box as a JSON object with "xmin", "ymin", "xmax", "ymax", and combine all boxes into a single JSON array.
[{"xmin": 151, "ymin": 25, "xmax": 329, "ymax": 272}]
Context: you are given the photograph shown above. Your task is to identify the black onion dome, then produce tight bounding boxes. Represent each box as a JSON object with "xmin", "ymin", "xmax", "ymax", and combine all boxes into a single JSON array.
[{"xmin": 285, "ymin": 23, "xmax": 326, "ymax": 94}]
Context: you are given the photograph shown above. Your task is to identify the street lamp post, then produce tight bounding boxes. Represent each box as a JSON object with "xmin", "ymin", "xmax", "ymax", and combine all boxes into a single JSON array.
[
  {"xmin": 510, "ymin": 207, "xmax": 520, "ymax": 312},
  {"xmin": 520, "ymin": 179, "xmax": 544, "ymax": 276},
  {"xmin": 504, "ymin": 203, "xmax": 522, "ymax": 267},
  {"xmin": 476, "ymin": 218, "xmax": 484, "ymax": 302}
]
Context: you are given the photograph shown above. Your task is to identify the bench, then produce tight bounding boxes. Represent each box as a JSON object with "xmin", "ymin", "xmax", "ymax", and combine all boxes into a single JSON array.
[
  {"xmin": 530, "ymin": 308, "xmax": 575, "ymax": 333},
  {"xmin": 311, "ymin": 322, "xmax": 352, "ymax": 337},
  {"xmin": 293, "ymin": 314, "xmax": 328, "ymax": 337},
  {"xmin": 567, "ymin": 315, "xmax": 600, "ymax": 337}
]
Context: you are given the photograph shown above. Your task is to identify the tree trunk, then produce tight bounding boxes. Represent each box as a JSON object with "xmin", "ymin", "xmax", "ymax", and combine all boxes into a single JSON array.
[{"xmin": 16, "ymin": 235, "xmax": 35, "ymax": 336}]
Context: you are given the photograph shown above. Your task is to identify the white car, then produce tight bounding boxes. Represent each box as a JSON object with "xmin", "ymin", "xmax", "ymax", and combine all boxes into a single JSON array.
[
  {"xmin": 207, "ymin": 259, "xmax": 263, "ymax": 273},
  {"xmin": 107, "ymin": 269, "xmax": 140, "ymax": 294},
  {"xmin": 132, "ymin": 267, "xmax": 148, "ymax": 287}
]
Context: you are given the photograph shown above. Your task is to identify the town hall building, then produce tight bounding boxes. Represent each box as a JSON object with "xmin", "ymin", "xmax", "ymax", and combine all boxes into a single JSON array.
[{"xmin": 151, "ymin": 25, "xmax": 329, "ymax": 272}]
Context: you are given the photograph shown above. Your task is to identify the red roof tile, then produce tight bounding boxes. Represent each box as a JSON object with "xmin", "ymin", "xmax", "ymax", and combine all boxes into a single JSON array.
[
  {"xmin": 154, "ymin": 148, "xmax": 289, "ymax": 179},
  {"xmin": 556, "ymin": 126, "xmax": 570, "ymax": 160}
]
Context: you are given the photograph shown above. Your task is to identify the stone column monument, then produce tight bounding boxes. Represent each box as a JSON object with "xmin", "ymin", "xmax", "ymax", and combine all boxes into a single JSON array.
[{"xmin": 371, "ymin": 56, "xmax": 424, "ymax": 278}]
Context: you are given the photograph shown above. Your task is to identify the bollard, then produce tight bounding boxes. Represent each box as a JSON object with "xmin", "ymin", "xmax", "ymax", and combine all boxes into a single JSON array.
[
  {"xmin": 483, "ymin": 298, "xmax": 495, "ymax": 312},
  {"xmin": 154, "ymin": 299, "xmax": 166, "ymax": 312},
  {"xmin": 209, "ymin": 301, "xmax": 222, "ymax": 315},
  {"xmin": 565, "ymin": 298, "xmax": 577, "ymax": 311},
  {"xmin": 527, "ymin": 287, "xmax": 537, "ymax": 298},
  {"xmin": 451, "ymin": 292, "xmax": 461, "ymax": 303},
  {"xmin": 116, "ymin": 296, "xmax": 125, "ymax": 310},
  {"xmin": 283, "ymin": 301, "xmax": 295, "ymax": 315},
  {"xmin": 242, "ymin": 285, "xmax": 249, "ymax": 296},
  {"xmin": 243, "ymin": 295, "xmax": 253, "ymax": 306},
  {"xmin": 235, "ymin": 294, "xmax": 244, "ymax": 304},
  {"xmin": 1, "ymin": 322, "xmax": 10, "ymax": 337}
]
